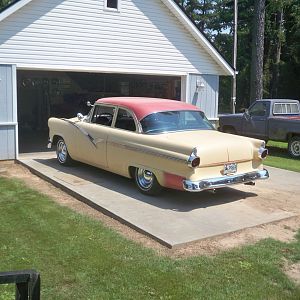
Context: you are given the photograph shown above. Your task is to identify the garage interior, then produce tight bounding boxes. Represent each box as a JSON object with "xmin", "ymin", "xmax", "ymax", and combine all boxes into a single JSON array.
[{"xmin": 17, "ymin": 70, "xmax": 181, "ymax": 153}]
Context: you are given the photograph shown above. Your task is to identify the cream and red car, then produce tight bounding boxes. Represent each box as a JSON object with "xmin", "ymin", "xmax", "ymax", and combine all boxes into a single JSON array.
[{"xmin": 47, "ymin": 97, "xmax": 269, "ymax": 195}]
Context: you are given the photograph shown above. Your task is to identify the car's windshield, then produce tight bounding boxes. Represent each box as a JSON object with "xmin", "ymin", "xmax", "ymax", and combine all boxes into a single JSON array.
[{"xmin": 140, "ymin": 110, "xmax": 214, "ymax": 134}]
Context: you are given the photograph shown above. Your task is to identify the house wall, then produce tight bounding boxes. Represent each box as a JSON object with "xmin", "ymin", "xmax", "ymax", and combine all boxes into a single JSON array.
[
  {"xmin": 188, "ymin": 74, "xmax": 219, "ymax": 120},
  {"xmin": 0, "ymin": 0, "xmax": 224, "ymax": 76},
  {"xmin": 0, "ymin": 64, "xmax": 17, "ymax": 160}
]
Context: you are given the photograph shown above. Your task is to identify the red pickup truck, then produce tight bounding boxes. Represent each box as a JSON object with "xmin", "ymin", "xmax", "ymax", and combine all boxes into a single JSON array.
[{"xmin": 219, "ymin": 99, "xmax": 300, "ymax": 158}]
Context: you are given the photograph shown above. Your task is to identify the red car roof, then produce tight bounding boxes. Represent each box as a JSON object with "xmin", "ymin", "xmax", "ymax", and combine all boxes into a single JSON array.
[{"xmin": 95, "ymin": 97, "xmax": 201, "ymax": 120}]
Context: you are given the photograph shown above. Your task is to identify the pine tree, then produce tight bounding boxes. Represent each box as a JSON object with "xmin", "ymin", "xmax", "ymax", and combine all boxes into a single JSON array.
[{"xmin": 250, "ymin": 0, "xmax": 266, "ymax": 102}]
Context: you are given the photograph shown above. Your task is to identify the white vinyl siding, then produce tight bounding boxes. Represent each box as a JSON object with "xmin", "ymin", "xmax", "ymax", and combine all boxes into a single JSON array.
[
  {"xmin": 188, "ymin": 74, "xmax": 219, "ymax": 119},
  {"xmin": 0, "ymin": 0, "xmax": 224, "ymax": 75}
]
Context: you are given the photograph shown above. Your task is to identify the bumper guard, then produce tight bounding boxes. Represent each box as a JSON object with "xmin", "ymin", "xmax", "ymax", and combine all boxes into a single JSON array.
[{"xmin": 183, "ymin": 169, "xmax": 269, "ymax": 192}]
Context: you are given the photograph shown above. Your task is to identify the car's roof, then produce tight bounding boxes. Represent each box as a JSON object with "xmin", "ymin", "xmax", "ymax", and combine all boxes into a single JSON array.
[{"xmin": 95, "ymin": 97, "xmax": 201, "ymax": 120}]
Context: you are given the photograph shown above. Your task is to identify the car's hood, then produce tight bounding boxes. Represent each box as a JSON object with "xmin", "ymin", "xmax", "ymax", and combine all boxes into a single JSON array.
[{"xmin": 160, "ymin": 130, "xmax": 259, "ymax": 166}]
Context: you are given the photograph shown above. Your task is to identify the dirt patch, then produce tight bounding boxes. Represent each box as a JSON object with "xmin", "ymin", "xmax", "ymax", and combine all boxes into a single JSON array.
[
  {"xmin": 284, "ymin": 260, "xmax": 300, "ymax": 285},
  {"xmin": 1, "ymin": 161, "xmax": 300, "ymax": 258}
]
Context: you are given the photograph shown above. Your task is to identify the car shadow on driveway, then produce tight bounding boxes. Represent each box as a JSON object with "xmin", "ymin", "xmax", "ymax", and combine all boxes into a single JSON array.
[{"xmin": 32, "ymin": 158, "xmax": 258, "ymax": 212}]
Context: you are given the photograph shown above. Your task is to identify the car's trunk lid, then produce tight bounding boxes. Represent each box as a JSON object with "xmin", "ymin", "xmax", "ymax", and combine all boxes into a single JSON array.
[{"xmin": 162, "ymin": 130, "xmax": 253, "ymax": 166}]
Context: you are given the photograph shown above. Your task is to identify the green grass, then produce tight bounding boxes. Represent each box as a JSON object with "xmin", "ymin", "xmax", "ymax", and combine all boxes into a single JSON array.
[
  {"xmin": 1, "ymin": 177, "xmax": 300, "ymax": 299},
  {"xmin": 265, "ymin": 141, "xmax": 300, "ymax": 172}
]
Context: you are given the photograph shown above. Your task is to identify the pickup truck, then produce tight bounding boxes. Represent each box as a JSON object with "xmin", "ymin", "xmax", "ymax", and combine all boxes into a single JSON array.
[{"xmin": 219, "ymin": 99, "xmax": 300, "ymax": 158}]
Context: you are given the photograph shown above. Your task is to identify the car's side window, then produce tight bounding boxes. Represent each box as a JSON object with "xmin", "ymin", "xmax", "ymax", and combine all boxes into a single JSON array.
[
  {"xmin": 115, "ymin": 108, "xmax": 136, "ymax": 132},
  {"xmin": 249, "ymin": 102, "xmax": 267, "ymax": 117},
  {"xmin": 91, "ymin": 105, "xmax": 115, "ymax": 127}
]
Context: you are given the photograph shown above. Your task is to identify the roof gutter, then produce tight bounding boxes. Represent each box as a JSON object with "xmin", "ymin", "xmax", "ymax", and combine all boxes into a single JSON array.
[{"xmin": 0, "ymin": 0, "xmax": 31, "ymax": 22}]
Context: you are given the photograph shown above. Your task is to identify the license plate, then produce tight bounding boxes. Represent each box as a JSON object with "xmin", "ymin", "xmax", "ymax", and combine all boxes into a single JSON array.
[{"xmin": 224, "ymin": 163, "xmax": 237, "ymax": 175}]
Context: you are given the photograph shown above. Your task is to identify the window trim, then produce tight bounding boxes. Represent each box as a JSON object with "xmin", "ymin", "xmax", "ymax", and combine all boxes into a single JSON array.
[
  {"xmin": 104, "ymin": 0, "xmax": 120, "ymax": 12},
  {"xmin": 273, "ymin": 102, "xmax": 300, "ymax": 115},
  {"xmin": 112, "ymin": 106, "xmax": 140, "ymax": 133},
  {"xmin": 89, "ymin": 104, "xmax": 117, "ymax": 127},
  {"xmin": 248, "ymin": 101, "xmax": 268, "ymax": 117}
]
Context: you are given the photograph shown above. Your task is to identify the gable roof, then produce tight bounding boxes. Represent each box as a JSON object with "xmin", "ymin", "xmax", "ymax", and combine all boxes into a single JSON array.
[{"xmin": 0, "ymin": 0, "xmax": 234, "ymax": 76}]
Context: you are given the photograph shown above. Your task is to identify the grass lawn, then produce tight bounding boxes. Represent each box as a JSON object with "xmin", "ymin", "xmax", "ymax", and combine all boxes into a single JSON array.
[
  {"xmin": 0, "ymin": 177, "xmax": 300, "ymax": 299},
  {"xmin": 265, "ymin": 141, "xmax": 300, "ymax": 172}
]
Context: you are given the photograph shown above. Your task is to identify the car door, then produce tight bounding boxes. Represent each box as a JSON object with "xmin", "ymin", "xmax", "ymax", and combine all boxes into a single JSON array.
[
  {"xmin": 77, "ymin": 104, "xmax": 116, "ymax": 168},
  {"xmin": 106, "ymin": 107, "xmax": 139, "ymax": 176},
  {"xmin": 242, "ymin": 101, "xmax": 269, "ymax": 139}
]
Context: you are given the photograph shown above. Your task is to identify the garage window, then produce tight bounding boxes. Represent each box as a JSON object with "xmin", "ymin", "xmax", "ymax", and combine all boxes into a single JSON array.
[{"xmin": 105, "ymin": 0, "xmax": 119, "ymax": 10}]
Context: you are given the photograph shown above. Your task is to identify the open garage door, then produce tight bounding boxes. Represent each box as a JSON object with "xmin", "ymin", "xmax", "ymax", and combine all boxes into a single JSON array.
[{"xmin": 17, "ymin": 70, "xmax": 181, "ymax": 153}]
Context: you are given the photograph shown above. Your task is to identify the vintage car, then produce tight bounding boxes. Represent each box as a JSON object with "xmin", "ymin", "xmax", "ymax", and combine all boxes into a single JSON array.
[{"xmin": 48, "ymin": 97, "xmax": 269, "ymax": 195}]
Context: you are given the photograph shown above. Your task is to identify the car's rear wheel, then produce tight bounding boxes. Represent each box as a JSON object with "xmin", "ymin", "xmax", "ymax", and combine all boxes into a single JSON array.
[
  {"xmin": 288, "ymin": 136, "xmax": 300, "ymax": 158},
  {"xmin": 134, "ymin": 168, "xmax": 162, "ymax": 195},
  {"xmin": 56, "ymin": 138, "xmax": 73, "ymax": 165}
]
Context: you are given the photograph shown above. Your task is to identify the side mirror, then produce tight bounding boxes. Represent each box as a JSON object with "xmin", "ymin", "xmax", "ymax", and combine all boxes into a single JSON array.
[
  {"xmin": 77, "ymin": 113, "xmax": 84, "ymax": 121},
  {"xmin": 243, "ymin": 110, "xmax": 250, "ymax": 119},
  {"xmin": 86, "ymin": 101, "xmax": 94, "ymax": 107}
]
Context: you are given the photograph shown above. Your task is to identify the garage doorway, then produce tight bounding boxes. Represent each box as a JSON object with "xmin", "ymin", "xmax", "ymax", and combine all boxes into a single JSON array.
[{"xmin": 17, "ymin": 70, "xmax": 181, "ymax": 153}]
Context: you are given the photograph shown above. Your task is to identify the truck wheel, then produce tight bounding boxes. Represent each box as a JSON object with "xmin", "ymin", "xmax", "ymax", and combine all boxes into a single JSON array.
[
  {"xmin": 134, "ymin": 168, "xmax": 163, "ymax": 195},
  {"xmin": 288, "ymin": 136, "xmax": 300, "ymax": 158},
  {"xmin": 56, "ymin": 138, "xmax": 73, "ymax": 165}
]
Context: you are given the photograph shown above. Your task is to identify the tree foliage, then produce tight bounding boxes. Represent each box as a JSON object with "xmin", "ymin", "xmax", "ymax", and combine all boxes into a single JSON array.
[
  {"xmin": 0, "ymin": 0, "xmax": 12, "ymax": 9},
  {"xmin": 176, "ymin": 0, "xmax": 300, "ymax": 111}
]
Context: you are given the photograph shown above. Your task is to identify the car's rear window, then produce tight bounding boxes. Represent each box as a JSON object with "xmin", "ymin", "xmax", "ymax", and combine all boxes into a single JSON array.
[
  {"xmin": 140, "ymin": 110, "xmax": 214, "ymax": 134},
  {"xmin": 273, "ymin": 103, "xmax": 300, "ymax": 115}
]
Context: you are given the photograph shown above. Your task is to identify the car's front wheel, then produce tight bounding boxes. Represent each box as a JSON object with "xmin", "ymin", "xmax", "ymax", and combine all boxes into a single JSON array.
[
  {"xmin": 134, "ymin": 168, "xmax": 162, "ymax": 195},
  {"xmin": 56, "ymin": 138, "xmax": 73, "ymax": 165},
  {"xmin": 288, "ymin": 136, "xmax": 300, "ymax": 158}
]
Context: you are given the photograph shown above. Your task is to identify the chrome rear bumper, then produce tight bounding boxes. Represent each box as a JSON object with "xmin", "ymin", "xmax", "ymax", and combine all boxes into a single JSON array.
[{"xmin": 183, "ymin": 169, "xmax": 269, "ymax": 192}]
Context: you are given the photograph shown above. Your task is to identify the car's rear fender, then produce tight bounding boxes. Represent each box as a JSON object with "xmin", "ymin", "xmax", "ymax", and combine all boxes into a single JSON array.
[{"xmin": 128, "ymin": 165, "xmax": 185, "ymax": 190}]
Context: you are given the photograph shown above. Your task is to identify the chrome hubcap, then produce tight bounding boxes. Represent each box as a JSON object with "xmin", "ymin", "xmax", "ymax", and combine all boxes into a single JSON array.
[
  {"xmin": 136, "ymin": 168, "xmax": 154, "ymax": 190},
  {"xmin": 291, "ymin": 141, "xmax": 300, "ymax": 156},
  {"xmin": 57, "ymin": 140, "xmax": 67, "ymax": 163}
]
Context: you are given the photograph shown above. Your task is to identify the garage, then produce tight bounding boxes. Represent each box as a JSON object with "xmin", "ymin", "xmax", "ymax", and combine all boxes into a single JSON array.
[
  {"xmin": 0, "ymin": 0, "xmax": 234, "ymax": 160},
  {"xmin": 17, "ymin": 70, "xmax": 181, "ymax": 153}
]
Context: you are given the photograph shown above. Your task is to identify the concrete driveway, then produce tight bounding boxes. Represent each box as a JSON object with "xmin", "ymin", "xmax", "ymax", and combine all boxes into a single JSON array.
[{"xmin": 18, "ymin": 152, "xmax": 298, "ymax": 248}]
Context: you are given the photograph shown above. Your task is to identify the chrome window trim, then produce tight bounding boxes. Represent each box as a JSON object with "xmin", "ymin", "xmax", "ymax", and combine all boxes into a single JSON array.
[
  {"xmin": 89, "ymin": 103, "xmax": 117, "ymax": 127},
  {"xmin": 140, "ymin": 110, "xmax": 214, "ymax": 134},
  {"xmin": 140, "ymin": 128, "xmax": 214, "ymax": 135},
  {"xmin": 141, "ymin": 109, "xmax": 203, "ymax": 121},
  {"xmin": 113, "ymin": 106, "xmax": 140, "ymax": 133}
]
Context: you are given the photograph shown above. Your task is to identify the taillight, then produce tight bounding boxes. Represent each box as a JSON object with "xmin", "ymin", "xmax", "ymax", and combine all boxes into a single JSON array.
[
  {"xmin": 259, "ymin": 149, "xmax": 268, "ymax": 159},
  {"xmin": 191, "ymin": 157, "xmax": 200, "ymax": 167},
  {"xmin": 258, "ymin": 142, "xmax": 268, "ymax": 159},
  {"xmin": 188, "ymin": 148, "xmax": 200, "ymax": 168}
]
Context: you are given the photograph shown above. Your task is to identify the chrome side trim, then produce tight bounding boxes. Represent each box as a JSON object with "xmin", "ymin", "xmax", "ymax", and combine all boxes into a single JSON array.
[
  {"xmin": 62, "ymin": 118, "xmax": 97, "ymax": 147},
  {"xmin": 183, "ymin": 169, "xmax": 269, "ymax": 192},
  {"xmin": 108, "ymin": 141, "xmax": 187, "ymax": 163}
]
